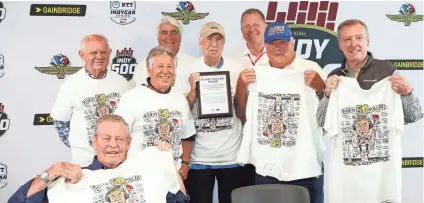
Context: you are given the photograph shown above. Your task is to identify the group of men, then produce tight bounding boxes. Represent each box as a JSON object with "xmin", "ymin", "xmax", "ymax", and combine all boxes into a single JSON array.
[{"xmin": 8, "ymin": 7, "xmax": 422, "ymax": 203}]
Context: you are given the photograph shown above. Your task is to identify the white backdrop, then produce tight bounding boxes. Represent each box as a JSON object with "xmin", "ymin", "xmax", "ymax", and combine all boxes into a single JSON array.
[{"xmin": 0, "ymin": 1, "xmax": 423, "ymax": 203}]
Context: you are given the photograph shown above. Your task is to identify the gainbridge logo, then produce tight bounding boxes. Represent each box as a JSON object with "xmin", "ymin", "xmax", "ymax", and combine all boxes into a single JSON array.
[{"xmin": 266, "ymin": 1, "xmax": 344, "ymax": 72}]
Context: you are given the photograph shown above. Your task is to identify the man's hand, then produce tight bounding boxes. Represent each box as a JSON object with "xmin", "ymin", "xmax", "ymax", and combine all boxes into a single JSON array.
[
  {"xmin": 238, "ymin": 68, "xmax": 256, "ymax": 88},
  {"xmin": 153, "ymin": 140, "xmax": 172, "ymax": 151},
  {"xmin": 324, "ymin": 75, "xmax": 342, "ymax": 97},
  {"xmin": 178, "ymin": 164, "xmax": 190, "ymax": 180},
  {"xmin": 304, "ymin": 70, "xmax": 325, "ymax": 92},
  {"xmin": 388, "ymin": 75, "xmax": 413, "ymax": 96},
  {"xmin": 47, "ymin": 162, "xmax": 82, "ymax": 184},
  {"xmin": 188, "ymin": 72, "xmax": 200, "ymax": 93}
]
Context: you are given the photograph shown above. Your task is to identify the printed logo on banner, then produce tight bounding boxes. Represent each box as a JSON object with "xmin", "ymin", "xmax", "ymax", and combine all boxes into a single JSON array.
[
  {"xmin": 266, "ymin": 1, "xmax": 344, "ymax": 72},
  {"xmin": 386, "ymin": 3, "xmax": 423, "ymax": 26},
  {"xmin": 402, "ymin": 157, "xmax": 423, "ymax": 168},
  {"xmin": 388, "ymin": 59, "xmax": 424, "ymax": 70},
  {"xmin": 111, "ymin": 48, "xmax": 137, "ymax": 81},
  {"xmin": 35, "ymin": 54, "xmax": 83, "ymax": 79},
  {"xmin": 162, "ymin": 1, "xmax": 209, "ymax": 25},
  {"xmin": 0, "ymin": 54, "xmax": 4, "ymax": 78},
  {"xmin": 0, "ymin": 103, "xmax": 10, "ymax": 138},
  {"xmin": 29, "ymin": 4, "xmax": 87, "ymax": 17},
  {"xmin": 33, "ymin": 113, "xmax": 54, "ymax": 126},
  {"xmin": 0, "ymin": 1, "xmax": 6, "ymax": 24},
  {"xmin": 0, "ymin": 163, "xmax": 7, "ymax": 189},
  {"xmin": 110, "ymin": 1, "xmax": 136, "ymax": 25}
]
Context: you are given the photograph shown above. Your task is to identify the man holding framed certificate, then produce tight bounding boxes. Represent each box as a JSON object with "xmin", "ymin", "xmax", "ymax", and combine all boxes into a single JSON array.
[{"xmin": 181, "ymin": 22, "xmax": 245, "ymax": 203}]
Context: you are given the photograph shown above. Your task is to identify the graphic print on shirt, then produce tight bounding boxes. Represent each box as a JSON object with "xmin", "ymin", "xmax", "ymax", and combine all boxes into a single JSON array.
[
  {"xmin": 341, "ymin": 104, "xmax": 389, "ymax": 166},
  {"xmin": 90, "ymin": 176, "xmax": 146, "ymax": 203},
  {"xmin": 191, "ymin": 95, "xmax": 234, "ymax": 133},
  {"xmin": 82, "ymin": 93, "xmax": 120, "ymax": 146},
  {"xmin": 256, "ymin": 93, "xmax": 300, "ymax": 148},
  {"xmin": 142, "ymin": 109, "xmax": 183, "ymax": 161}
]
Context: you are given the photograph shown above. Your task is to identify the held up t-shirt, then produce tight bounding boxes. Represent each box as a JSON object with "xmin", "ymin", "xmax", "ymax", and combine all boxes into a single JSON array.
[
  {"xmin": 237, "ymin": 66, "xmax": 322, "ymax": 181},
  {"xmin": 324, "ymin": 77, "xmax": 404, "ymax": 203},
  {"xmin": 47, "ymin": 147, "xmax": 180, "ymax": 203}
]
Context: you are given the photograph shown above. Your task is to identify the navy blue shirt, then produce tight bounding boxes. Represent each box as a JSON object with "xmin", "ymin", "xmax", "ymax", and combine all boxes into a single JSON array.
[{"xmin": 8, "ymin": 156, "xmax": 189, "ymax": 203}]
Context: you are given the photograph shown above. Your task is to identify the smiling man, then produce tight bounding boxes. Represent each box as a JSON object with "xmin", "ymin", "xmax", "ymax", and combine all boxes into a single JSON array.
[
  {"xmin": 114, "ymin": 46, "xmax": 196, "ymax": 186},
  {"xmin": 239, "ymin": 9, "xmax": 269, "ymax": 69},
  {"xmin": 50, "ymin": 34, "xmax": 132, "ymax": 167},
  {"xmin": 131, "ymin": 16, "xmax": 196, "ymax": 93},
  {"xmin": 8, "ymin": 114, "xmax": 189, "ymax": 203}
]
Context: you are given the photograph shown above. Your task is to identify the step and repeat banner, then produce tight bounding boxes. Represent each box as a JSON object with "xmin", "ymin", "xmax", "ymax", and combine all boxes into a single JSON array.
[{"xmin": 0, "ymin": 1, "xmax": 423, "ymax": 203}]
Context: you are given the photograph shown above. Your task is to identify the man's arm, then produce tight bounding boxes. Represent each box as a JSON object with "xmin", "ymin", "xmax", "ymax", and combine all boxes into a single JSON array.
[
  {"xmin": 392, "ymin": 70, "xmax": 423, "ymax": 124},
  {"xmin": 8, "ymin": 178, "xmax": 48, "ymax": 203},
  {"xmin": 181, "ymin": 139, "xmax": 193, "ymax": 165},
  {"xmin": 234, "ymin": 80, "xmax": 248, "ymax": 125},
  {"xmin": 52, "ymin": 120, "xmax": 70, "ymax": 148},
  {"xmin": 8, "ymin": 162, "xmax": 82, "ymax": 203},
  {"xmin": 316, "ymin": 96, "xmax": 330, "ymax": 127}
]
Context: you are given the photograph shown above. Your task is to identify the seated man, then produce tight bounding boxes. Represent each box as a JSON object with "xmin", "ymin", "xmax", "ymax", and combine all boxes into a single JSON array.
[{"xmin": 8, "ymin": 114, "xmax": 189, "ymax": 203}]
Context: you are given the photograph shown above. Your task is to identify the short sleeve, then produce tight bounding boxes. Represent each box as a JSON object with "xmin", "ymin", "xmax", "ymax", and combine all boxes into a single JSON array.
[
  {"xmin": 323, "ymin": 87, "xmax": 340, "ymax": 138},
  {"xmin": 161, "ymin": 150, "xmax": 181, "ymax": 194},
  {"xmin": 50, "ymin": 82, "xmax": 74, "ymax": 121},
  {"xmin": 181, "ymin": 96, "xmax": 196, "ymax": 139},
  {"xmin": 393, "ymin": 85, "xmax": 405, "ymax": 134}
]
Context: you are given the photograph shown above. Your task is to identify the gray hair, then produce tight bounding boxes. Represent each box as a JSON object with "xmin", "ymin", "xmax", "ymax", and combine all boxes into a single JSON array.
[
  {"xmin": 337, "ymin": 19, "xmax": 369, "ymax": 40},
  {"xmin": 94, "ymin": 114, "xmax": 130, "ymax": 137},
  {"xmin": 80, "ymin": 34, "xmax": 110, "ymax": 51},
  {"xmin": 156, "ymin": 16, "xmax": 183, "ymax": 39},
  {"xmin": 145, "ymin": 46, "xmax": 177, "ymax": 69}
]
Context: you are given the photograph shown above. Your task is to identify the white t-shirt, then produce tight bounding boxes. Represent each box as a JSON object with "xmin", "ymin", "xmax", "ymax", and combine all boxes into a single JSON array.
[
  {"xmin": 114, "ymin": 85, "xmax": 196, "ymax": 168},
  {"xmin": 324, "ymin": 77, "xmax": 404, "ymax": 203},
  {"xmin": 237, "ymin": 66, "xmax": 322, "ymax": 181},
  {"xmin": 181, "ymin": 57, "xmax": 244, "ymax": 165},
  {"xmin": 131, "ymin": 52, "xmax": 196, "ymax": 93},
  {"xmin": 47, "ymin": 147, "xmax": 180, "ymax": 203},
  {"xmin": 50, "ymin": 69, "xmax": 131, "ymax": 166}
]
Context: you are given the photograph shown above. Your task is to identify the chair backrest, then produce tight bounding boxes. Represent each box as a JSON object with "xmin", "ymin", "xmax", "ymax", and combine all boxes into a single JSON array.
[{"xmin": 231, "ymin": 184, "xmax": 310, "ymax": 203}]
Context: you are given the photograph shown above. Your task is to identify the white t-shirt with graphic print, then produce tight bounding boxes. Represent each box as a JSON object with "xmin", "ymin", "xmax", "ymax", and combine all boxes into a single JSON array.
[
  {"xmin": 324, "ymin": 77, "xmax": 404, "ymax": 203},
  {"xmin": 237, "ymin": 66, "xmax": 322, "ymax": 181},
  {"xmin": 47, "ymin": 147, "xmax": 181, "ymax": 203},
  {"xmin": 181, "ymin": 57, "xmax": 244, "ymax": 165},
  {"xmin": 114, "ymin": 85, "xmax": 196, "ymax": 168},
  {"xmin": 50, "ymin": 69, "xmax": 131, "ymax": 166}
]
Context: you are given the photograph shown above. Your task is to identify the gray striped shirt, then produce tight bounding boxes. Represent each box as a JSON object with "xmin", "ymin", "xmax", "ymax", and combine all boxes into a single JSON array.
[{"xmin": 316, "ymin": 69, "xmax": 423, "ymax": 127}]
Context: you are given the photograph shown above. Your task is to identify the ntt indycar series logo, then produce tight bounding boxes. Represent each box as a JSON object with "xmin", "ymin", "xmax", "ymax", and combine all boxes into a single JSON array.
[
  {"xmin": 266, "ymin": 1, "xmax": 344, "ymax": 73},
  {"xmin": 110, "ymin": 1, "xmax": 136, "ymax": 25}
]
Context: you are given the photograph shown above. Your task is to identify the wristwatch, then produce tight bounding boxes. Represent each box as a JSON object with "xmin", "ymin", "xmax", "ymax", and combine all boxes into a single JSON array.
[{"xmin": 40, "ymin": 171, "xmax": 51, "ymax": 185}]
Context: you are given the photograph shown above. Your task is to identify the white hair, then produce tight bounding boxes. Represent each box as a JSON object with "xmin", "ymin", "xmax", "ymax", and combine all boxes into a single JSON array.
[
  {"xmin": 80, "ymin": 34, "xmax": 109, "ymax": 51},
  {"xmin": 156, "ymin": 16, "xmax": 183, "ymax": 39},
  {"xmin": 146, "ymin": 46, "xmax": 178, "ymax": 69}
]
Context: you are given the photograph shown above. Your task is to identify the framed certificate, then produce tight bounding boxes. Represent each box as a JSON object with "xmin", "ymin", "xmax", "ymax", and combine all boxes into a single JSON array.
[{"xmin": 196, "ymin": 71, "xmax": 233, "ymax": 119}]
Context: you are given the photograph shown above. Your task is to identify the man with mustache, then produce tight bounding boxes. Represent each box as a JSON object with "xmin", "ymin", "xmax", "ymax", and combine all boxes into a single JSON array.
[
  {"xmin": 114, "ymin": 46, "xmax": 196, "ymax": 184},
  {"xmin": 132, "ymin": 16, "xmax": 196, "ymax": 93},
  {"xmin": 50, "ymin": 34, "xmax": 132, "ymax": 167},
  {"xmin": 8, "ymin": 114, "xmax": 189, "ymax": 203}
]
